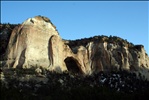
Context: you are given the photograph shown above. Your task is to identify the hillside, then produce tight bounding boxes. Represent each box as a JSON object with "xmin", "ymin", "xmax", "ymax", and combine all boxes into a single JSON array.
[{"xmin": 0, "ymin": 16, "xmax": 149, "ymax": 99}]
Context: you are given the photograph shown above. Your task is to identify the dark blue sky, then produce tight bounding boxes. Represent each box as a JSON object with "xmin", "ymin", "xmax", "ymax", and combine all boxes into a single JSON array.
[{"xmin": 1, "ymin": 1, "xmax": 149, "ymax": 54}]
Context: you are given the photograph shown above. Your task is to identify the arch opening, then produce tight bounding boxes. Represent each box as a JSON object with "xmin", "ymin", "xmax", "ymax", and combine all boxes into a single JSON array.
[{"xmin": 64, "ymin": 57, "xmax": 82, "ymax": 74}]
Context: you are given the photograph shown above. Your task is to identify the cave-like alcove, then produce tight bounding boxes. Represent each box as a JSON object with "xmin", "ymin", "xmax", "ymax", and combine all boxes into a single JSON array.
[{"xmin": 64, "ymin": 57, "xmax": 82, "ymax": 74}]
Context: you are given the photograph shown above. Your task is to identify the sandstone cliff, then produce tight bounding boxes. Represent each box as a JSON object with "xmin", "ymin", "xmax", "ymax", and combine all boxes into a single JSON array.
[{"xmin": 1, "ymin": 16, "xmax": 149, "ymax": 80}]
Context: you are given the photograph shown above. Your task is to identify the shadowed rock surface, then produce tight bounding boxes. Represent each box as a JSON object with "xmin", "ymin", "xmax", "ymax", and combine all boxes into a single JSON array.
[
  {"xmin": 0, "ymin": 15, "xmax": 149, "ymax": 80},
  {"xmin": 1, "ymin": 15, "xmax": 149, "ymax": 100}
]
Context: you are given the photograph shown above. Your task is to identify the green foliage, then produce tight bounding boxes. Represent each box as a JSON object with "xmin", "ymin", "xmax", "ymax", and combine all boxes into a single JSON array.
[
  {"xmin": 0, "ymin": 23, "xmax": 19, "ymax": 56},
  {"xmin": 67, "ymin": 35, "xmax": 134, "ymax": 50},
  {"xmin": 1, "ymin": 71, "xmax": 149, "ymax": 100}
]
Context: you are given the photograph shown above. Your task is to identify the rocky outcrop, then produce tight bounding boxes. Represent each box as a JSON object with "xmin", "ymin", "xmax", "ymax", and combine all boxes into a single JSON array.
[
  {"xmin": 5, "ymin": 16, "xmax": 59, "ymax": 68},
  {"xmin": 68, "ymin": 41, "xmax": 149, "ymax": 80},
  {"xmin": 0, "ymin": 24, "xmax": 18, "ymax": 56},
  {"xmin": 2, "ymin": 16, "xmax": 149, "ymax": 80}
]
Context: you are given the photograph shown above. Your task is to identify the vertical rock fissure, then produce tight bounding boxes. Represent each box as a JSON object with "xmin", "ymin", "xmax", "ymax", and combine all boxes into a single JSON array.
[{"xmin": 48, "ymin": 36, "xmax": 53, "ymax": 67}]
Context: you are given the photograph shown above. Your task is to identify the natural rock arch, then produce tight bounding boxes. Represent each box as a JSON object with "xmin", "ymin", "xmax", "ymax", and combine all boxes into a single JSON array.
[{"xmin": 64, "ymin": 57, "xmax": 82, "ymax": 74}]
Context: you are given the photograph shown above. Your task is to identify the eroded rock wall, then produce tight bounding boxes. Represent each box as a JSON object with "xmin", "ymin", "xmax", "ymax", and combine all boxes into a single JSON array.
[
  {"xmin": 5, "ymin": 16, "xmax": 59, "ymax": 69},
  {"xmin": 3, "ymin": 16, "xmax": 149, "ymax": 80},
  {"xmin": 69, "ymin": 41, "xmax": 149, "ymax": 79}
]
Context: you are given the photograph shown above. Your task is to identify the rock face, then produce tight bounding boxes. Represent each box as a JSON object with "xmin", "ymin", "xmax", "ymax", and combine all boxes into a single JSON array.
[
  {"xmin": 3, "ymin": 16, "xmax": 149, "ymax": 80},
  {"xmin": 0, "ymin": 24, "xmax": 17, "ymax": 56},
  {"xmin": 6, "ymin": 16, "xmax": 62, "ymax": 69}
]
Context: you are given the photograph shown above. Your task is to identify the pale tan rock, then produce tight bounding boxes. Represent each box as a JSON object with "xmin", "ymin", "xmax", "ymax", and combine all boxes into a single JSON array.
[
  {"xmin": 4, "ymin": 16, "xmax": 149, "ymax": 80},
  {"xmin": 6, "ymin": 16, "xmax": 59, "ymax": 69}
]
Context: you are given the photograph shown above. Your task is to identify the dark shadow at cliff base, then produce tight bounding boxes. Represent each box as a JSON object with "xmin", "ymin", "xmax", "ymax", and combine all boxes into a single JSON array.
[{"xmin": 64, "ymin": 57, "xmax": 82, "ymax": 74}]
